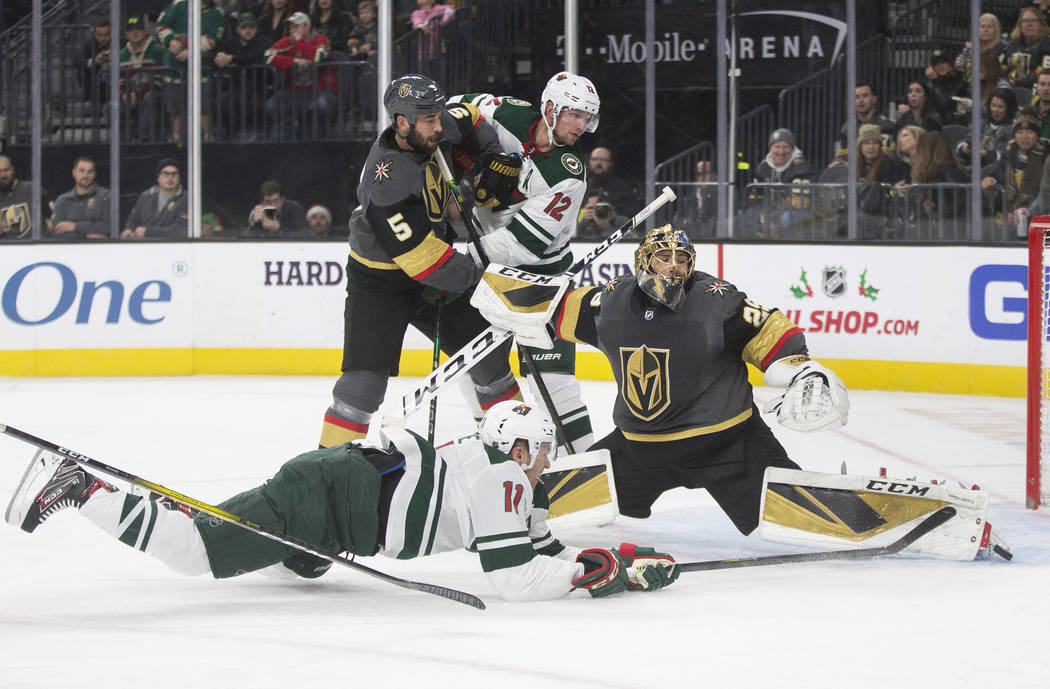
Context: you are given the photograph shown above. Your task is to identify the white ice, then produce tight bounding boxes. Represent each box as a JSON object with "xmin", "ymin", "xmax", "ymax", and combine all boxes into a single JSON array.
[{"xmin": 1, "ymin": 376, "xmax": 1047, "ymax": 689}]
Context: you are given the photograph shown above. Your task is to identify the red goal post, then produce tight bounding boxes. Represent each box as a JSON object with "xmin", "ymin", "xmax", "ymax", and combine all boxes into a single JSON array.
[{"xmin": 1028, "ymin": 218, "xmax": 1050, "ymax": 509}]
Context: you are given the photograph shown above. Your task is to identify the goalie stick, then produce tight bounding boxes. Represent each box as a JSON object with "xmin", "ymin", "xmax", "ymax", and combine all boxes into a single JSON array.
[
  {"xmin": 433, "ymin": 150, "xmax": 574, "ymax": 452},
  {"xmin": 678, "ymin": 506, "xmax": 957, "ymax": 572},
  {"xmin": 399, "ymin": 185, "xmax": 678, "ymax": 418},
  {"xmin": 0, "ymin": 423, "xmax": 486, "ymax": 610}
]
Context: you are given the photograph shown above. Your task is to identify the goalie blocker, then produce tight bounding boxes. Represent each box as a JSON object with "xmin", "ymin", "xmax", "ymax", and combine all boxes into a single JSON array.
[{"xmin": 759, "ymin": 467, "xmax": 1012, "ymax": 560}]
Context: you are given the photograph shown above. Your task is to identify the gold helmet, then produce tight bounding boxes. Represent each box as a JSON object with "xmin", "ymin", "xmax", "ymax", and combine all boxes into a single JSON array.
[{"xmin": 634, "ymin": 225, "xmax": 696, "ymax": 311}]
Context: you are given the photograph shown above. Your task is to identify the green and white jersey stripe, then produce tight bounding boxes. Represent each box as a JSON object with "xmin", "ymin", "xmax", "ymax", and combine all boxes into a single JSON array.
[
  {"xmin": 381, "ymin": 428, "xmax": 581, "ymax": 600},
  {"xmin": 449, "ymin": 93, "xmax": 585, "ymax": 275}
]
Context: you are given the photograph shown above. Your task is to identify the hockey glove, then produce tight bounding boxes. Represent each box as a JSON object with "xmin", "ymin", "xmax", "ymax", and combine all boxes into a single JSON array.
[
  {"xmin": 421, "ymin": 285, "xmax": 462, "ymax": 305},
  {"xmin": 763, "ymin": 357, "xmax": 849, "ymax": 433},
  {"xmin": 572, "ymin": 547, "xmax": 629, "ymax": 598},
  {"xmin": 616, "ymin": 542, "xmax": 680, "ymax": 591},
  {"xmin": 474, "ymin": 152, "xmax": 522, "ymax": 209}
]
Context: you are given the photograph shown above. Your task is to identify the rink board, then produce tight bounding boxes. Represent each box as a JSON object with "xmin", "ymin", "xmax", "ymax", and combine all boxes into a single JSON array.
[{"xmin": 0, "ymin": 241, "xmax": 1030, "ymax": 396}]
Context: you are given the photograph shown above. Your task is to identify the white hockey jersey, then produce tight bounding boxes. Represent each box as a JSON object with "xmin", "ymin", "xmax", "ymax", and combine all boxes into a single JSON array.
[
  {"xmin": 380, "ymin": 428, "xmax": 583, "ymax": 601},
  {"xmin": 448, "ymin": 93, "xmax": 587, "ymax": 275}
]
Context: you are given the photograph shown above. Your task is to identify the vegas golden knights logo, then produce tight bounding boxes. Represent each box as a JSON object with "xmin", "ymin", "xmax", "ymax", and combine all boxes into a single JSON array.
[
  {"xmin": 422, "ymin": 157, "xmax": 451, "ymax": 223},
  {"xmin": 619, "ymin": 345, "xmax": 670, "ymax": 420}
]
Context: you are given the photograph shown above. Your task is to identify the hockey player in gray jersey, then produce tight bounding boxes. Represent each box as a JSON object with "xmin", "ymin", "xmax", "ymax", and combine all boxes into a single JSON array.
[
  {"xmin": 447, "ymin": 72, "xmax": 602, "ymax": 451},
  {"xmin": 318, "ymin": 74, "xmax": 524, "ymax": 450},
  {"xmin": 6, "ymin": 402, "xmax": 679, "ymax": 601},
  {"xmin": 474, "ymin": 225, "xmax": 850, "ymax": 535}
]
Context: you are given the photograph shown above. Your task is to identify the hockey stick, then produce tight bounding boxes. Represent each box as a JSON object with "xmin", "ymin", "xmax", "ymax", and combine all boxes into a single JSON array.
[
  {"xmin": 400, "ymin": 185, "xmax": 678, "ymax": 418},
  {"xmin": 427, "ymin": 301, "xmax": 442, "ymax": 443},
  {"xmin": 433, "ymin": 151, "xmax": 574, "ymax": 451},
  {"xmin": 0, "ymin": 423, "xmax": 486, "ymax": 610},
  {"xmin": 678, "ymin": 505, "xmax": 957, "ymax": 572}
]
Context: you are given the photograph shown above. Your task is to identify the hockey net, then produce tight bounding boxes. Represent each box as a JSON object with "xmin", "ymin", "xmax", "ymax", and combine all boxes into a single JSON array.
[{"xmin": 1028, "ymin": 220, "xmax": 1050, "ymax": 509}]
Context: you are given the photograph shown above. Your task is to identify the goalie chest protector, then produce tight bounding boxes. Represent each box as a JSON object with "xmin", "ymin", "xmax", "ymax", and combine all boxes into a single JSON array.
[{"xmin": 593, "ymin": 275, "xmax": 756, "ymax": 440}]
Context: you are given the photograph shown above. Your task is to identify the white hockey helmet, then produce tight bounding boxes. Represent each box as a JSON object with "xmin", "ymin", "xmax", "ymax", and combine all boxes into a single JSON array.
[
  {"xmin": 479, "ymin": 401, "xmax": 558, "ymax": 470},
  {"xmin": 540, "ymin": 71, "xmax": 601, "ymax": 136}
]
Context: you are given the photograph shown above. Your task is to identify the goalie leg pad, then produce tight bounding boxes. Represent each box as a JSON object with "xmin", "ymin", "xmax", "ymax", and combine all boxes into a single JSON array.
[{"xmin": 759, "ymin": 467, "xmax": 991, "ymax": 560}]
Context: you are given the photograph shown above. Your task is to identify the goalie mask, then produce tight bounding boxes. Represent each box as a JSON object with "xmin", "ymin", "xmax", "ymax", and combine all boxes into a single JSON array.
[
  {"xmin": 634, "ymin": 225, "xmax": 696, "ymax": 311},
  {"xmin": 383, "ymin": 74, "xmax": 445, "ymax": 125},
  {"xmin": 479, "ymin": 401, "xmax": 558, "ymax": 470},
  {"xmin": 540, "ymin": 71, "xmax": 600, "ymax": 146}
]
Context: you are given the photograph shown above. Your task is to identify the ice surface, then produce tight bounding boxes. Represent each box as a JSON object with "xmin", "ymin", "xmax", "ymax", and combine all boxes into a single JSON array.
[{"xmin": 1, "ymin": 376, "xmax": 1047, "ymax": 688}]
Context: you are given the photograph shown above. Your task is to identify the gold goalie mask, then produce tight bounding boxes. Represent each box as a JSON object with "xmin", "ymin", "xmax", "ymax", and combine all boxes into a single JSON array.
[{"xmin": 634, "ymin": 225, "xmax": 696, "ymax": 311}]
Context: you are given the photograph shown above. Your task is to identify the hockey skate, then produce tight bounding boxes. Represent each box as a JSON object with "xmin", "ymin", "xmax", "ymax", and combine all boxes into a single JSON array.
[{"xmin": 4, "ymin": 450, "xmax": 116, "ymax": 533}]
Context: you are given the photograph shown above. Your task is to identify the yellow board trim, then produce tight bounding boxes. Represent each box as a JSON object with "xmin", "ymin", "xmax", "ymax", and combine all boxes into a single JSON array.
[{"xmin": 0, "ymin": 350, "xmax": 1027, "ymax": 398}]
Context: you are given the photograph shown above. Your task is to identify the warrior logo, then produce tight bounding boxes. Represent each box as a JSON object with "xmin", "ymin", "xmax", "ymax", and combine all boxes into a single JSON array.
[
  {"xmin": 561, "ymin": 153, "xmax": 583, "ymax": 175},
  {"xmin": 619, "ymin": 345, "xmax": 670, "ymax": 420},
  {"xmin": 822, "ymin": 265, "xmax": 847, "ymax": 298},
  {"xmin": 644, "ymin": 308, "xmax": 654, "ymax": 320}
]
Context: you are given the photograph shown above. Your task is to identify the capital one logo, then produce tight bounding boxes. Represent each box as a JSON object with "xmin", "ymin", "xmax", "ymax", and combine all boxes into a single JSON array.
[
  {"xmin": 968, "ymin": 265, "xmax": 1029, "ymax": 341},
  {"xmin": 2, "ymin": 262, "xmax": 172, "ymax": 325}
]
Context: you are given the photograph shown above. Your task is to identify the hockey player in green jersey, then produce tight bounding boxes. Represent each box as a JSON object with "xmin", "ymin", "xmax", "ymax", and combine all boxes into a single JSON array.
[
  {"xmin": 473, "ymin": 225, "xmax": 850, "ymax": 536},
  {"xmin": 448, "ymin": 72, "xmax": 602, "ymax": 452},
  {"xmin": 6, "ymin": 402, "xmax": 679, "ymax": 602}
]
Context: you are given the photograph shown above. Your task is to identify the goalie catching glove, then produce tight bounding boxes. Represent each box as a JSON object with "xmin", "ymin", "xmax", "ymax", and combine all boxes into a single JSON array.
[
  {"xmin": 470, "ymin": 264, "xmax": 571, "ymax": 349},
  {"xmin": 572, "ymin": 543, "xmax": 679, "ymax": 598},
  {"xmin": 763, "ymin": 356, "xmax": 849, "ymax": 432},
  {"xmin": 474, "ymin": 152, "xmax": 522, "ymax": 209}
]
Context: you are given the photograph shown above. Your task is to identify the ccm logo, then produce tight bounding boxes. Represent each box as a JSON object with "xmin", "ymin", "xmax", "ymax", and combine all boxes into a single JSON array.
[{"xmin": 865, "ymin": 480, "xmax": 930, "ymax": 496}]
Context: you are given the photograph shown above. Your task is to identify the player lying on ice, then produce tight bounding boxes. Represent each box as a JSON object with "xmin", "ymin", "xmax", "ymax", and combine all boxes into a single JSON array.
[
  {"xmin": 5, "ymin": 401, "xmax": 679, "ymax": 601},
  {"xmin": 470, "ymin": 224, "xmax": 1011, "ymax": 561}
]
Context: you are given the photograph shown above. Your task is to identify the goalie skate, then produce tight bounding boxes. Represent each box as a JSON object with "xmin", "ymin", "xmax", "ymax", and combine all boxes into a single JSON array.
[{"xmin": 4, "ymin": 450, "xmax": 116, "ymax": 533}]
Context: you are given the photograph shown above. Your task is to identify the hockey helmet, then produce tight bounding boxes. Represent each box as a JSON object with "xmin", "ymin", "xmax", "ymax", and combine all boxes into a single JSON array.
[
  {"xmin": 479, "ymin": 401, "xmax": 558, "ymax": 470},
  {"xmin": 383, "ymin": 74, "xmax": 445, "ymax": 125},
  {"xmin": 540, "ymin": 72, "xmax": 601, "ymax": 136},
  {"xmin": 634, "ymin": 225, "xmax": 696, "ymax": 311}
]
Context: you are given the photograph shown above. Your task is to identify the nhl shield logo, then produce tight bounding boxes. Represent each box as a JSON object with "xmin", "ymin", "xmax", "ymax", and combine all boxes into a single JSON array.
[
  {"xmin": 619, "ymin": 345, "xmax": 670, "ymax": 421},
  {"xmin": 822, "ymin": 265, "xmax": 847, "ymax": 299}
]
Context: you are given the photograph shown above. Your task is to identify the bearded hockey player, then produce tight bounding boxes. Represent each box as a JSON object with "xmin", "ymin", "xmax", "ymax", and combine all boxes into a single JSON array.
[
  {"xmin": 318, "ymin": 74, "xmax": 524, "ymax": 450},
  {"xmin": 472, "ymin": 225, "xmax": 1010, "ymax": 561},
  {"xmin": 447, "ymin": 72, "xmax": 602, "ymax": 452},
  {"xmin": 5, "ymin": 402, "xmax": 679, "ymax": 601}
]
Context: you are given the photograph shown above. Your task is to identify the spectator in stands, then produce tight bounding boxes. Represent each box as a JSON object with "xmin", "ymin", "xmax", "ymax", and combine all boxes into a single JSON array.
[
  {"xmin": 347, "ymin": 1, "xmax": 379, "ymax": 128},
  {"xmin": 954, "ymin": 13, "xmax": 1009, "ymax": 83},
  {"xmin": 911, "ymin": 130, "xmax": 969, "ymax": 231},
  {"xmin": 213, "ymin": 12, "xmax": 270, "ymax": 139},
  {"xmin": 410, "ymin": 0, "xmax": 456, "ymax": 73},
  {"xmin": 575, "ymin": 190, "xmax": 628, "ymax": 243},
  {"xmin": 122, "ymin": 158, "xmax": 188, "ymax": 239},
  {"xmin": 958, "ymin": 87, "xmax": 1017, "ymax": 169},
  {"xmin": 0, "ymin": 155, "xmax": 47, "ymax": 240},
  {"xmin": 77, "ymin": 19, "xmax": 112, "ymax": 102},
  {"xmin": 852, "ymin": 124, "xmax": 901, "ymax": 239},
  {"xmin": 347, "ymin": 0, "xmax": 377, "ymax": 62},
  {"xmin": 51, "ymin": 157, "xmax": 111, "ymax": 240},
  {"xmin": 1031, "ymin": 71, "xmax": 1050, "ymax": 141},
  {"xmin": 1005, "ymin": 7, "xmax": 1050, "ymax": 91},
  {"xmin": 982, "ymin": 109, "xmax": 1047, "ymax": 227},
  {"xmin": 116, "ymin": 16, "xmax": 167, "ymax": 142},
  {"xmin": 245, "ymin": 179, "xmax": 308, "ymax": 237},
  {"xmin": 311, "ymin": 0, "xmax": 351, "ymax": 53},
  {"xmin": 306, "ymin": 203, "xmax": 345, "ymax": 238},
  {"xmin": 258, "ymin": 0, "xmax": 294, "ymax": 44},
  {"xmin": 896, "ymin": 80, "xmax": 944, "ymax": 133},
  {"xmin": 585, "ymin": 147, "xmax": 637, "ymax": 216},
  {"xmin": 157, "ymin": 0, "xmax": 226, "ymax": 142},
  {"xmin": 223, "ymin": 0, "xmax": 264, "ymax": 37},
  {"xmin": 671, "ymin": 159, "xmax": 717, "ymax": 238},
  {"xmin": 748, "ymin": 127, "xmax": 814, "ymax": 238},
  {"xmin": 888, "ymin": 124, "xmax": 925, "ymax": 191},
  {"xmin": 925, "ymin": 50, "xmax": 968, "ymax": 125},
  {"xmin": 264, "ymin": 12, "xmax": 337, "ymax": 139},
  {"xmin": 835, "ymin": 80, "xmax": 895, "ymax": 156}
]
